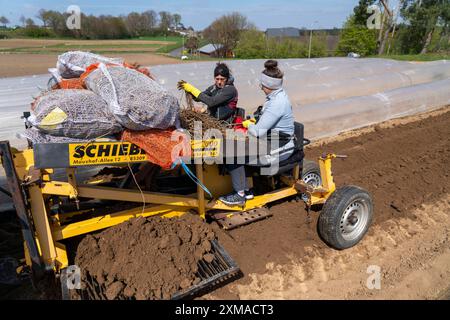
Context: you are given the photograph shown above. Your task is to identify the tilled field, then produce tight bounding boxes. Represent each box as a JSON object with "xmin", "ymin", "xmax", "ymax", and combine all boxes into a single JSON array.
[
  {"xmin": 0, "ymin": 53, "xmax": 180, "ymax": 78},
  {"xmin": 0, "ymin": 106, "xmax": 449, "ymax": 300},
  {"xmin": 209, "ymin": 106, "xmax": 450, "ymax": 299},
  {"xmin": 75, "ymin": 215, "xmax": 217, "ymax": 300}
]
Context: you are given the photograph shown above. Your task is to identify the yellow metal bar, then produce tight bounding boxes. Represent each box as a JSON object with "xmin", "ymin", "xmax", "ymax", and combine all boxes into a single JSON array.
[
  {"xmin": 196, "ymin": 164, "xmax": 206, "ymax": 220},
  {"xmin": 12, "ymin": 149, "xmax": 35, "ymax": 178},
  {"xmin": 208, "ymin": 186, "xmax": 299, "ymax": 212},
  {"xmin": 41, "ymin": 182, "xmax": 77, "ymax": 198},
  {"xmin": 66, "ymin": 168, "xmax": 78, "ymax": 199},
  {"xmin": 41, "ymin": 184, "xmax": 200, "ymax": 208},
  {"xmin": 55, "ymin": 242, "xmax": 69, "ymax": 270},
  {"xmin": 318, "ymin": 155, "xmax": 336, "ymax": 194},
  {"xmin": 52, "ymin": 205, "xmax": 191, "ymax": 241},
  {"xmin": 293, "ymin": 164, "xmax": 300, "ymax": 180},
  {"xmin": 310, "ymin": 194, "xmax": 328, "ymax": 206},
  {"xmin": 28, "ymin": 184, "xmax": 57, "ymax": 267}
]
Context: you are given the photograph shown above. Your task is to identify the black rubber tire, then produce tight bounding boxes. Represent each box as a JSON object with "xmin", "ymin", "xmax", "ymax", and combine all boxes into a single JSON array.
[
  {"xmin": 301, "ymin": 160, "xmax": 322, "ymax": 187},
  {"xmin": 318, "ymin": 185, "xmax": 373, "ymax": 250}
]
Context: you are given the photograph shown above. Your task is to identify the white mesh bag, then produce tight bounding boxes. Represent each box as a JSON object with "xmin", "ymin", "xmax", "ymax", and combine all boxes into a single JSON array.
[
  {"xmin": 29, "ymin": 89, "xmax": 123, "ymax": 139},
  {"xmin": 85, "ymin": 64, "xmax": 180, "ymax": 130},
  {"xmin": 57, "ymin": 51, "xmax": 124, "ymax": 79},
  {"xmin": 19, "ymin": 127, "xmax": 89, "ymax": 144}
]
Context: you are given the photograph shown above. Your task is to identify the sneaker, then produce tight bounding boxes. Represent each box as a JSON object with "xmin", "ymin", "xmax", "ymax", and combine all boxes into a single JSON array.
[
  {"xmin": 218, "ymin": 192, "xmax": 246, "ymax": 207},
  {"xmin": 244, "ymin": 190, "xmax": 254, "ymax": 200}
]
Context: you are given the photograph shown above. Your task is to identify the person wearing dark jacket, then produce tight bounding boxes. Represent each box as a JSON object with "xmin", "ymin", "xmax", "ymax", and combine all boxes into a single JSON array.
[{"xmin": 178, "ymin": 63, "xmax": 238, "ymax": 123}]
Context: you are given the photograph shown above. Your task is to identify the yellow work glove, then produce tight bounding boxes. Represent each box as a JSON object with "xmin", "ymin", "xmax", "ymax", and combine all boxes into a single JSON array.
[
  {"xmin": 177, "ymin": 80, "xmax": 201, "ymax": 98},
  {"xmin": 242, "ymin": 118, "xmax": 256, "ymax": 129}
]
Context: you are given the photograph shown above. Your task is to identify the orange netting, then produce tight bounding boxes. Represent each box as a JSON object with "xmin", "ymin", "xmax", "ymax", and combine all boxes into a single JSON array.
[
  {"xmin": 121, "ymin": 129, "xmax": 191, "ymax": 170},
  {"xmin": 57, "ymin": 78, "xmax": 85, "ymax": 90}
]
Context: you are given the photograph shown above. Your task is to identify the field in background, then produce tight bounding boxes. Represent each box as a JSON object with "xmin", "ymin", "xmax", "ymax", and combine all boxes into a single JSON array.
[
  {"xmin": 375, "ymin": 53, "xmax": 450, "ymax": 61},
  {"xmin": 0, "ymin": 37, "xmax": 183, "ymax": 54},
  {"xmin": 0, "ymin": 37, "xmax": 186, "ymax": 77},
  {"xmin": 1, "ymin": 37, "xmax": 449, "ymax": 78}
]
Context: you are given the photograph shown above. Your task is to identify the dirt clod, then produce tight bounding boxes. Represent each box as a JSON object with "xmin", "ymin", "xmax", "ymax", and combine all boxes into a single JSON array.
[{"xmin": 75, "ymin": 214, "xmax": 216, "ymax": 300}]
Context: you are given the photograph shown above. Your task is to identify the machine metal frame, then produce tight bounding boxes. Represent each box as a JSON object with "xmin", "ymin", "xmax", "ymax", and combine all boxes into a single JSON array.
[{"xmin": 0, "ymin": 138, "xmax": 338, "ymax": 278}]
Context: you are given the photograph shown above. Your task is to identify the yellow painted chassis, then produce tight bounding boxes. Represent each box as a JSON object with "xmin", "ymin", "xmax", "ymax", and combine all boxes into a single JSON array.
[{"xmin": 6, "ymin": 145, "xmax": 338, "ymax": 274}]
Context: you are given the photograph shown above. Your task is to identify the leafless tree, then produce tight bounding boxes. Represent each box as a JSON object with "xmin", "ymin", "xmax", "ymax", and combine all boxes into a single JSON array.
[
  {"xmin": 142, "ymin": 10, "xmax": 158, "ymax": 30},
  {"xmin": 36, "ymin": 9, "xmax": 47, "ymax": 27},
  {"xmin": 378, "ymin": 0, "xmax": 393, "ymax": 55},
  {"xmin": 185, "ymin": 36, "xmax": 199, "ymax": 53},
  {"xmin": 0, "ymin": 16, "xmax": 9, "ymax": 27},
  {"xmin": 125, "ymin": 12, "xmax": 143, "ymax": 37},
  {"xmin": 19, "ymin": 15, "xmax": 26, "ymax": 27},
  {"xmin": 25, "ymin": 18, "xmax": 35, "ymax": 27},
  {"xmin": 203, "ymin": 12, "xmax": 251, "ymax": 57},
  {"xmin": 159, "ymin": 11, "xmax": 173, "ymax": 31},
  {"xmin": 173, "ymin": 13, "xmax": 182, "ymax": 29}
]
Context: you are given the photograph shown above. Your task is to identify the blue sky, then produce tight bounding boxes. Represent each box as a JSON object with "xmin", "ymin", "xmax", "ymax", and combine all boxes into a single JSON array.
[{"xmin": 0, "ymin": 0, "xmax": 361, "ymax": 30}]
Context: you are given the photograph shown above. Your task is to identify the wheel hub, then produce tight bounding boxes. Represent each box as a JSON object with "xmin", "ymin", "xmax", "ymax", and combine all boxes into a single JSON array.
[
  {"xmin": 302, "ymin": 172, "xmax": 321, "ymax": 188},
  {"xmin": 340, "ymin": 200, "xmax": 369, "ymax": 241}
]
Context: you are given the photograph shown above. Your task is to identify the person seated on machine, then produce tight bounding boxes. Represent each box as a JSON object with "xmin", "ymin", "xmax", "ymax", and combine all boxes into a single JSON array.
[
  {"xmin": 218, "ymin": 59, "xmax": 295, "ymax": 207},
  {"xmin": 178, "ymin": 63, "xmax": 239, "ymax": 124}
]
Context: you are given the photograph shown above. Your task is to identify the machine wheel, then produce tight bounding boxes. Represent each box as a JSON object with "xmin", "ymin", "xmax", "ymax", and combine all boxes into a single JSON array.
[
  {"xmin": 318, "ymin": 185, "xmax": 373, "ymax": 250},
  {"xmin": 301, "ymin": 160, "xmax": 322, "ymax": 188}
]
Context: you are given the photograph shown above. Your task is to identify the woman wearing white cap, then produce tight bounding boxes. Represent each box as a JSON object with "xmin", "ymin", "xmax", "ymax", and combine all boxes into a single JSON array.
[{"xmin": 219, "ymin": 60, "xmax": 295, "ymax": 206}]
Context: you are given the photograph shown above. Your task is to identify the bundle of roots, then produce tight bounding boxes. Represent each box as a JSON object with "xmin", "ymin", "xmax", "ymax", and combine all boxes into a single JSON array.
[
  {"xmin": 179, "ymin": 109, "xmax": 231, "ymax": 136},
  {"xmin": 178, "ymin": 93, "xmax": 231, "ymax": 136}
]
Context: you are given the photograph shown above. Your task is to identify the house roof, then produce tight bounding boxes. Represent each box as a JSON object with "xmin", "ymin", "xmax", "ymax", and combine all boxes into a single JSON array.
[
  {"xmin": 198, "ymin": 44, "xmax": 223, "ymax": 54},
  {"xmin": 266, "ymin": 27, "xmax": 301, "ymax": 38}
]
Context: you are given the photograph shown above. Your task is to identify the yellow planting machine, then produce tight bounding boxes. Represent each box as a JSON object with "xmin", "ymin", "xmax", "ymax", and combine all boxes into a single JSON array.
[{"xmin": 0, "ymin": 117, "xmax": 373, "ymax": 299}]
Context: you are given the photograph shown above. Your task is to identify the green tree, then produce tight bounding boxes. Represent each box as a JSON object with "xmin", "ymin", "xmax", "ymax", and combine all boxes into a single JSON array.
[
  {"xmin": 234, "ymin": 29, "xmax": 267, "ymax": 58},
  {"xmin": 400, "ymin": 0, "xmax": 449, "ymax": 54},
  {"xmin": 337, "ymin": 16, "xmax": 378, "ymax": 56},
  {"xmin": 310, "ymin": 31, "xmax": 328, "ymax": 57},
  {"xmin": 235, "ymin": 30, "xmax": 327, "ymax": 59},
  {"xmin": 353, "ymin": 0, "xmax": 378, "ymax": 26}
]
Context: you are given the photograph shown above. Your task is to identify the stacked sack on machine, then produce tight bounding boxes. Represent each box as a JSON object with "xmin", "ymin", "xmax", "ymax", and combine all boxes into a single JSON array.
[{"xmin": 22, "ymin": 51, "xmax": 183, "ymax": 168}]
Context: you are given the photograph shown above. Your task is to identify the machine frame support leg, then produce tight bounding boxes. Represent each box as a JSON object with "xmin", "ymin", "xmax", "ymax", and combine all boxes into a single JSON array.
[
  {"xmin": 0, "ymin": 141, "xmax": 44, "ymax": 278},
  {"xmin": 293, "ymin": 164, "xmax": 300, "ymax": 180},
  {"xmin": 196, "ymin": 164, "xmax": 206, "ymax": 220},
  {"xmin": 28, "ymin": 184, "xmax": 57, "ymax": 268}
]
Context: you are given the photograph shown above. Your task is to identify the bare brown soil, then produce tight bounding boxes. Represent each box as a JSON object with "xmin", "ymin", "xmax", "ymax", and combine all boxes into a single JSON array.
[
  {"xmin": 0, "ymin": 53, "xmax": 180, "ymax": 78},
  {"xmin": 208, "ymin": 106, "xmax": 450, "ymax": 299},
  {"xmin": 75, "ymin": 215, "xmax": 216, "ymax": 300}
]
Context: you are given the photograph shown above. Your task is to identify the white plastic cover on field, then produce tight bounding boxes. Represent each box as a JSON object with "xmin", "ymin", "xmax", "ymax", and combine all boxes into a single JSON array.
[
  {"xmin": 151, "ymin": 58, "xmax": 450, "ymax": 110},
  {"xmin": 150, "ymin": 58, "xmax": 450, "ymax": 139},
  {"xmin": 297, "ymin": 78, "xmax": 450, "ymax": 139}
]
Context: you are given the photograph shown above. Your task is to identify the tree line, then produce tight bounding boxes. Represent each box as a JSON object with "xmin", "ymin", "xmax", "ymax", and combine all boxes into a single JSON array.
[
  {"xmin": 204, "ymin": 1, "xmax": 448, "ymax": 58},
  {"xmin": 2, "ymin": 1, "xmax": 448, "ymax": 58},
  {"xmin": 337, "ymin": 0, "xmax": 450, "ymax": 56},
  {"xmin": 2, "ymin": 9, "xmax": 187, "ymax": 39}
]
